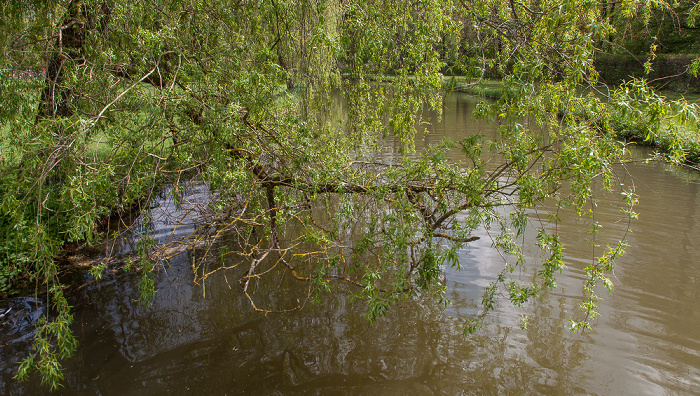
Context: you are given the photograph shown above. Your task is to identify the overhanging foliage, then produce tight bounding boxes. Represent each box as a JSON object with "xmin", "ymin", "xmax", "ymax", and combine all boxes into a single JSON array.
[{"xmin": 1, "ymin": 0, "xmax": 699, "ymax": 389}]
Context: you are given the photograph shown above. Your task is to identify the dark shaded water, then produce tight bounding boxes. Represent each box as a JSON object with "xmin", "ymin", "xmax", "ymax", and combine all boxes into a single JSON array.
[{"xmin": 2, "ymin": 93, "xmax": 700, "ymax": 395}]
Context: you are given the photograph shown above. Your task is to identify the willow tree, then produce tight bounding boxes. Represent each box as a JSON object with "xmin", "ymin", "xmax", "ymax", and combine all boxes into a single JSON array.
[{"xmin": 1, "ymin": 0, "xmax": 697, "ymax": 389}]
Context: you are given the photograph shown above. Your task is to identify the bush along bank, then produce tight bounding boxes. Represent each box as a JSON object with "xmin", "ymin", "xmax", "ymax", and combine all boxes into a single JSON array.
[
  {"xmin": 444, "ymin": 76, "xmax": 700, "ymax": 167},
  {"xmin": 582, "ymin": 79, "xmax": 700, "ymax": 166}
]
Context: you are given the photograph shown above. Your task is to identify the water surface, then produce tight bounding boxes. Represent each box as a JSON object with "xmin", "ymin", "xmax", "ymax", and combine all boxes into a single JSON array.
[{"xmin": 2, "ymin": 93, "xmax": 699, "ymax": 395}]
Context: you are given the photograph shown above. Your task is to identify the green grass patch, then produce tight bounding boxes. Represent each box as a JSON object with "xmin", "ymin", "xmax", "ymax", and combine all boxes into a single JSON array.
[
  {"xmin": 656, "ymin": 90, "xmax": 700, "ymax": 104},
  {"xmin": 442, "ymin": 76, "xmax": 503, "ymax": 99},
  {"xmin": 440, "ymin": 76, "xmax": 700, "ymax": 166}
]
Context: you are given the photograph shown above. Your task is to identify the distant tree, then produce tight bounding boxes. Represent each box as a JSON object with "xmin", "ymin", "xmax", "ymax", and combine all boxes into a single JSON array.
[{"xmin": 601, "ymin": 0, "xmax": 700, "ymax": 55}]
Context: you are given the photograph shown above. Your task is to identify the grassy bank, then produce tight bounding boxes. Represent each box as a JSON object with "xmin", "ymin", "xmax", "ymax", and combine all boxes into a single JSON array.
[
  {"xmin": 443, "ymin": 76, "xmax": 700, "ymax": 166},
  {"xmin": 442, "ymin": 76, "xmax": 504, "ymax": 99},
  {"xmin": 615, "ymin": 118, "xmax": 700, "ymax": 165}
]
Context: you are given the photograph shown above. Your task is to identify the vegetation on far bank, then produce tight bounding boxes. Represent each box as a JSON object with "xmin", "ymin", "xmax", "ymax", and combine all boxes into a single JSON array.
[{"xmin": 445, "ymin": 76, "xmax": 700, "ymax": 165}]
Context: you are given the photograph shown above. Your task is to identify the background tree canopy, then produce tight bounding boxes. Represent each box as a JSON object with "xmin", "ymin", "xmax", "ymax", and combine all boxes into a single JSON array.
[{"xmin": 1, "ymin": 0, "xmax": 699, "ymax": 389}]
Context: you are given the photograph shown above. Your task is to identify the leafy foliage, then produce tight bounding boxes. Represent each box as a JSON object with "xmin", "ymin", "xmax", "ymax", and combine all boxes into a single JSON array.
[{"xmin": 1, "ymin": 0, "xmax": 699, "ymax": 389}]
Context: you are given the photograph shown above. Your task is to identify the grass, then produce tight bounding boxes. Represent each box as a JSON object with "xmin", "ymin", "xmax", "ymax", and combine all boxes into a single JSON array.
[
  {"xmin": 656, "ymin": 90, "xmax": 700, "ymax": 104},
  {"xmin": 442, "ymin": 76, "xmax": 504, "ymax": 99},
  {"xmin": 617, "ymin": 120, "xmax": 700, "ymax": 164},
  {"xmin": 440, "ymin": 75, "xmax": 700, "ymax": 166}
]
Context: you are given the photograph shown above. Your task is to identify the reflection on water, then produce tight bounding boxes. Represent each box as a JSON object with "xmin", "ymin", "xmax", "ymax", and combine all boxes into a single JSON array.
[{"xmin": 2, "ymin": 93, "xmax": 700, "ymax": 395}]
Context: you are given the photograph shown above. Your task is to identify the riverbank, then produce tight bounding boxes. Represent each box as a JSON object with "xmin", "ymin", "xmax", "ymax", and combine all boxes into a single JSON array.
[
  {"xmin": 443, "ymin": 77, "xmax": 504, "ymax": 99},
  {"xmin": 444, "ymin": 76, "xmax": 700, "ymax": 166}
]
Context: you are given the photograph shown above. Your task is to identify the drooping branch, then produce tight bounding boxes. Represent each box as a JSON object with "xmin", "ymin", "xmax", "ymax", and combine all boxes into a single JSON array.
[
  {"xmin": 37, "ymin": 2, "xmax": 86, "ymax": 120},
  {"xmin": 266, "ymin": 184, "xmax": 280, "ymax": 251}
]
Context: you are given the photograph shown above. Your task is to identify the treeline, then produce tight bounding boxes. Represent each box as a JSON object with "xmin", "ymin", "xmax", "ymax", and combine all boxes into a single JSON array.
[
  {"xmin": 439, "ymin": 0, "xmax": 700, "ymax": 92},
  {"xmin": 595, "ymin": 0, "xmax": 700, "ymax": 92}
]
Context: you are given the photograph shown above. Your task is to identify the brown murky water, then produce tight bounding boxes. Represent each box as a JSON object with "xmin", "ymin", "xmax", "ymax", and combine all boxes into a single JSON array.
[{"xmin": 2, "ymin": 93, "xmax": 699, "ymax": 395}]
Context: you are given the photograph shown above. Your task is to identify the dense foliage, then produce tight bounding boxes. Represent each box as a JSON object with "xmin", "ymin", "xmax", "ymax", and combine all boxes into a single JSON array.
[{"xmin": 1, "ymin": 0, "xmax": 699, "ymax": 389}]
